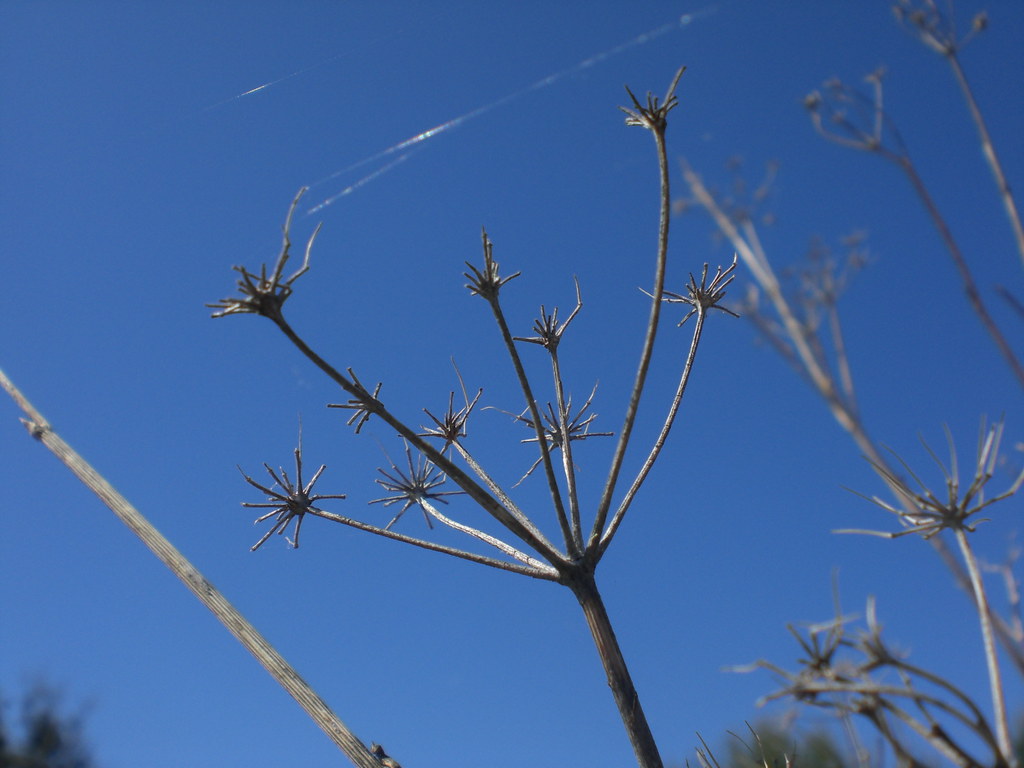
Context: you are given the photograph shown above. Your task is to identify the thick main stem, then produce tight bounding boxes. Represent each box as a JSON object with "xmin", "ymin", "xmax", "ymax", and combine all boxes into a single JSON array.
[
  {"xmin": 567, "ymin": 569, "xmax": 663, "ymax": 768},
  {"xmin": 0, "ymin": 368, "xmax": 381, "ymax": 768}
]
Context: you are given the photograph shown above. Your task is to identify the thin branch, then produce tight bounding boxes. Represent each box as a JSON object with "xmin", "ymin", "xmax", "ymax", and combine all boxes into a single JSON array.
[
  {"xmin": 804, "ymin": 72, "xmax": 1024, "ymax": 387},
  {"xmin": 956, "ymin": 527, "xmax": 1013, "ymax": 764},
  {"xmin": 306, "ymin": 506, "xmax": 558, "ymax": 580},
  {"xmin": 599, "ymin": 258, "xmax": 738, "ymax": 557},
  {"xmin": 590, "ymin": 67, "xmax": 685, "ymax": 555},
  {"xmin": 516, "ymin": 277, "xmax": 587, "ymax": 547},
  {"xmin": 419, "ymin": 498, "xmax": 556, "ymax": 574},
  {"xmin": 466, "ymin": 230, "xmax": 576, "ymax": 556}
]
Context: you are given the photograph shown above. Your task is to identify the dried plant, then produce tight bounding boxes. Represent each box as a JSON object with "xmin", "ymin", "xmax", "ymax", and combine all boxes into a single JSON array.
[
  {"xmin": 204, "ymin": 64, "xmax": 740, "ymax": 768},
  {"xmin": 679, "ymin": 4, "xmax": 1023, "ymax": 767},
  {"xmin": 741, "ymin": 596, "xmax": 1011, "ymax": 767},
  {"xmin": 239, "ymin": 423, "xmax": 347, "ymax": 550}
]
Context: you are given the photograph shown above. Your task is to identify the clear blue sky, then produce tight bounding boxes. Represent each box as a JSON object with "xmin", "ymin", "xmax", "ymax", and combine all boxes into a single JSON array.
[{"xmin": 2, "ymin": 2, "xmax": 1022, "ymax": 766}]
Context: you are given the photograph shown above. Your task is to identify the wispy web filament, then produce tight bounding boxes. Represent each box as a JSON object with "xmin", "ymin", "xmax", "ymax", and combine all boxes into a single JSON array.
[{"xmin": 306, "ymin": 8, "xmax": 716, "ymax": 213}]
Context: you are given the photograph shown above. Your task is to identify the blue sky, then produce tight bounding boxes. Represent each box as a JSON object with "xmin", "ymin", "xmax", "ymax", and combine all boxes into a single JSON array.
[{"xmin": 2, "ymin": 2, "xmax": 1022, "ymax": 766}]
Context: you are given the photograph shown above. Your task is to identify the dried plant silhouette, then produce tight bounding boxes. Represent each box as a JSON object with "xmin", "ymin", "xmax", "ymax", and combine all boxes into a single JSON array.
[
  {"xmin": 210, "ymin": 64, "xmax": 738, "ymax": 768},
  {"xmin": 205, "ymin": 64, "xmax": 737, "ymax": 768}
]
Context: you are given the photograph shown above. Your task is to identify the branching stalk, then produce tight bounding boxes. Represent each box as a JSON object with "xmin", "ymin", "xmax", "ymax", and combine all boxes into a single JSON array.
[{"xmin": 271, "ymin": 314, "xmax": 567, "ymax": 569}]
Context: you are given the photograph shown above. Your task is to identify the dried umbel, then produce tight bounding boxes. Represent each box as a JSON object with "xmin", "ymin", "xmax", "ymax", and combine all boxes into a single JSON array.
[{"xmin": 210, "ymin": 66, "xmax": 735, "ymax": 768}]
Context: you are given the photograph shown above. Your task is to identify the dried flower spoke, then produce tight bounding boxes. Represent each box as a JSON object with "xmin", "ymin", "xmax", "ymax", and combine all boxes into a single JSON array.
[
  {"xmin": 655, "ymin": 256, "xmax": 740, "ymax": 325},
  {"xmin": 369, "ymin": 440, "xmax": 464, "ymax": 530},
  {"xmin": 839, "ymin": 420, "xmax": 1024, "ymax": 540},
  {"xmin": 464, "ymin": 229, "xmax": 519, "ymax": 301},
  {"xmin": 239, "ymin": 428, "xmax": 346, "ymax": 550},
  {"xmin": 513, "ymin": 277, "xmax": 583, "ymax": 351},
  {"xmin": 327, "ymin": 368, "xmax": 383, "ymax": 434},
  {"xmin": 489, "ymin": 383, "xmax": 613, "ymax": 485},
  {"xmin": 620, "ymin": 66, "xmax": 686, "ymax": 133},
  {"xmin": 420, "ymin": 362, "xmax": 483, "ymax": 450},
  {"xmin": 209, "ymin": 188, "xmax": 322, "ymax": 321}
]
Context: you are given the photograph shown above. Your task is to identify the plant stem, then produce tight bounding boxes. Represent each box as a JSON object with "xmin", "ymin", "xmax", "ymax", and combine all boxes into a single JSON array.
[
  {"xmin": 956, "ymin": 527, "xmax": 1015, "ymax": 767},
  {"xmin": 591, "ymin": 126, "xmax": 672, "ymax": 549},
  {"xmin": 897, "ymin": 156, "xmax": 1024, "ymax": 388},
  {"xmin": 566, "ymin": 569, "xmax": 663, "ymax": 768},
  {"xmin": 946, "ymin": 52, "xmax": 1024, "ymax": 268},
  {"xmin": 599, "ymin": 305, "xmax": 707, "ymax": 557},
  {"xmin": 0, "ymin": 368, "xmax": 382, "ymax": 768}
]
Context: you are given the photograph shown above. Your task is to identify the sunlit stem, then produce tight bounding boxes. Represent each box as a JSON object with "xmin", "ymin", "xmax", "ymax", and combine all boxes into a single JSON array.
[
  {"xmin": 418, "ymin": 498, "xmax": 555, "ymax": 574},
  {"xmin": 590, "ymin": 124, "xmax": 671, "ymax": 549},
  {"xmin": 956, "ymin": 527, "xmax": 1014, "ymax": 767},
  {"xmin": 308, "ymin": 507, "xmax": 558, "ymax": 580},
  {"xmin": 451, "ymin": 440, "xmax": 559, "ymax": 554}
]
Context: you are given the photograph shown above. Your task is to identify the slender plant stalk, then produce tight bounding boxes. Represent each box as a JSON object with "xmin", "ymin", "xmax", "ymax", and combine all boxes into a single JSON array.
[
  {"xmin": 0, "ymin": 368, "xmax": 383, "ymax": 768},
  {"xmin": 956, "ymin": 527, "xmax": 1013, "ymax": 764},
  {"xmin": 590, "ymin": 113, "xmax": 673, "ymax": 551},
  {"xmin": 550, "ymin": 347, "xmax": 585, "ymax": 547},
  {"xmin": 599, "ymin": 304, "xmax": 708, "ymax": 556},
  {"xmin": 308, "ymin": 506, "xmax": 558, "ymax": 580},
  {"xmin": 896, "ymin": 155, "xmax": 1024, "ymax": 387},
  {"xmin": 481, "ymin": 280, "xmax": 576, "ymax": 556}
]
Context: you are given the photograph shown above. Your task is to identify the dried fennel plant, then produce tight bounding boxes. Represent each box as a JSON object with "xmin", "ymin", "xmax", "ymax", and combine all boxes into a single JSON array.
[
  {"xmin": 679, "ymin": 3, "xmax": 1022, "ymax": 766},
  {"xmin": 207, "ymin": 66, "xmax": 736, "ymax": 768}
]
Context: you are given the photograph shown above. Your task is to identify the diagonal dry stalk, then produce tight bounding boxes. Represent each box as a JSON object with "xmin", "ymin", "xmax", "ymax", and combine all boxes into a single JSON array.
[
  {"xmin": 893, "ymin": 0, "xmax": 1024, "ymax": 268},
  {"xmin": 207, "ymin": 65, "xmax": 740, "ymax": 768},
  {"xmin": 803, "ymin": 69, "xmax": 1024, "ymax": 388},
  {"xmin": 0, "ymin": 368, "xmax": 386, "ymax": 768}
]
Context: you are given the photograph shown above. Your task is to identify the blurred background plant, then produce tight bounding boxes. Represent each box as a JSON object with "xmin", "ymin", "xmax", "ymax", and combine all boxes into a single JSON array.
[
  {"xmin": 0, "ymin": 683, "xmax": 97, "ymax": 768},
  {"xmin": 678, "ymin": 1, "xmax": 1022, "ymax": 765}
]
